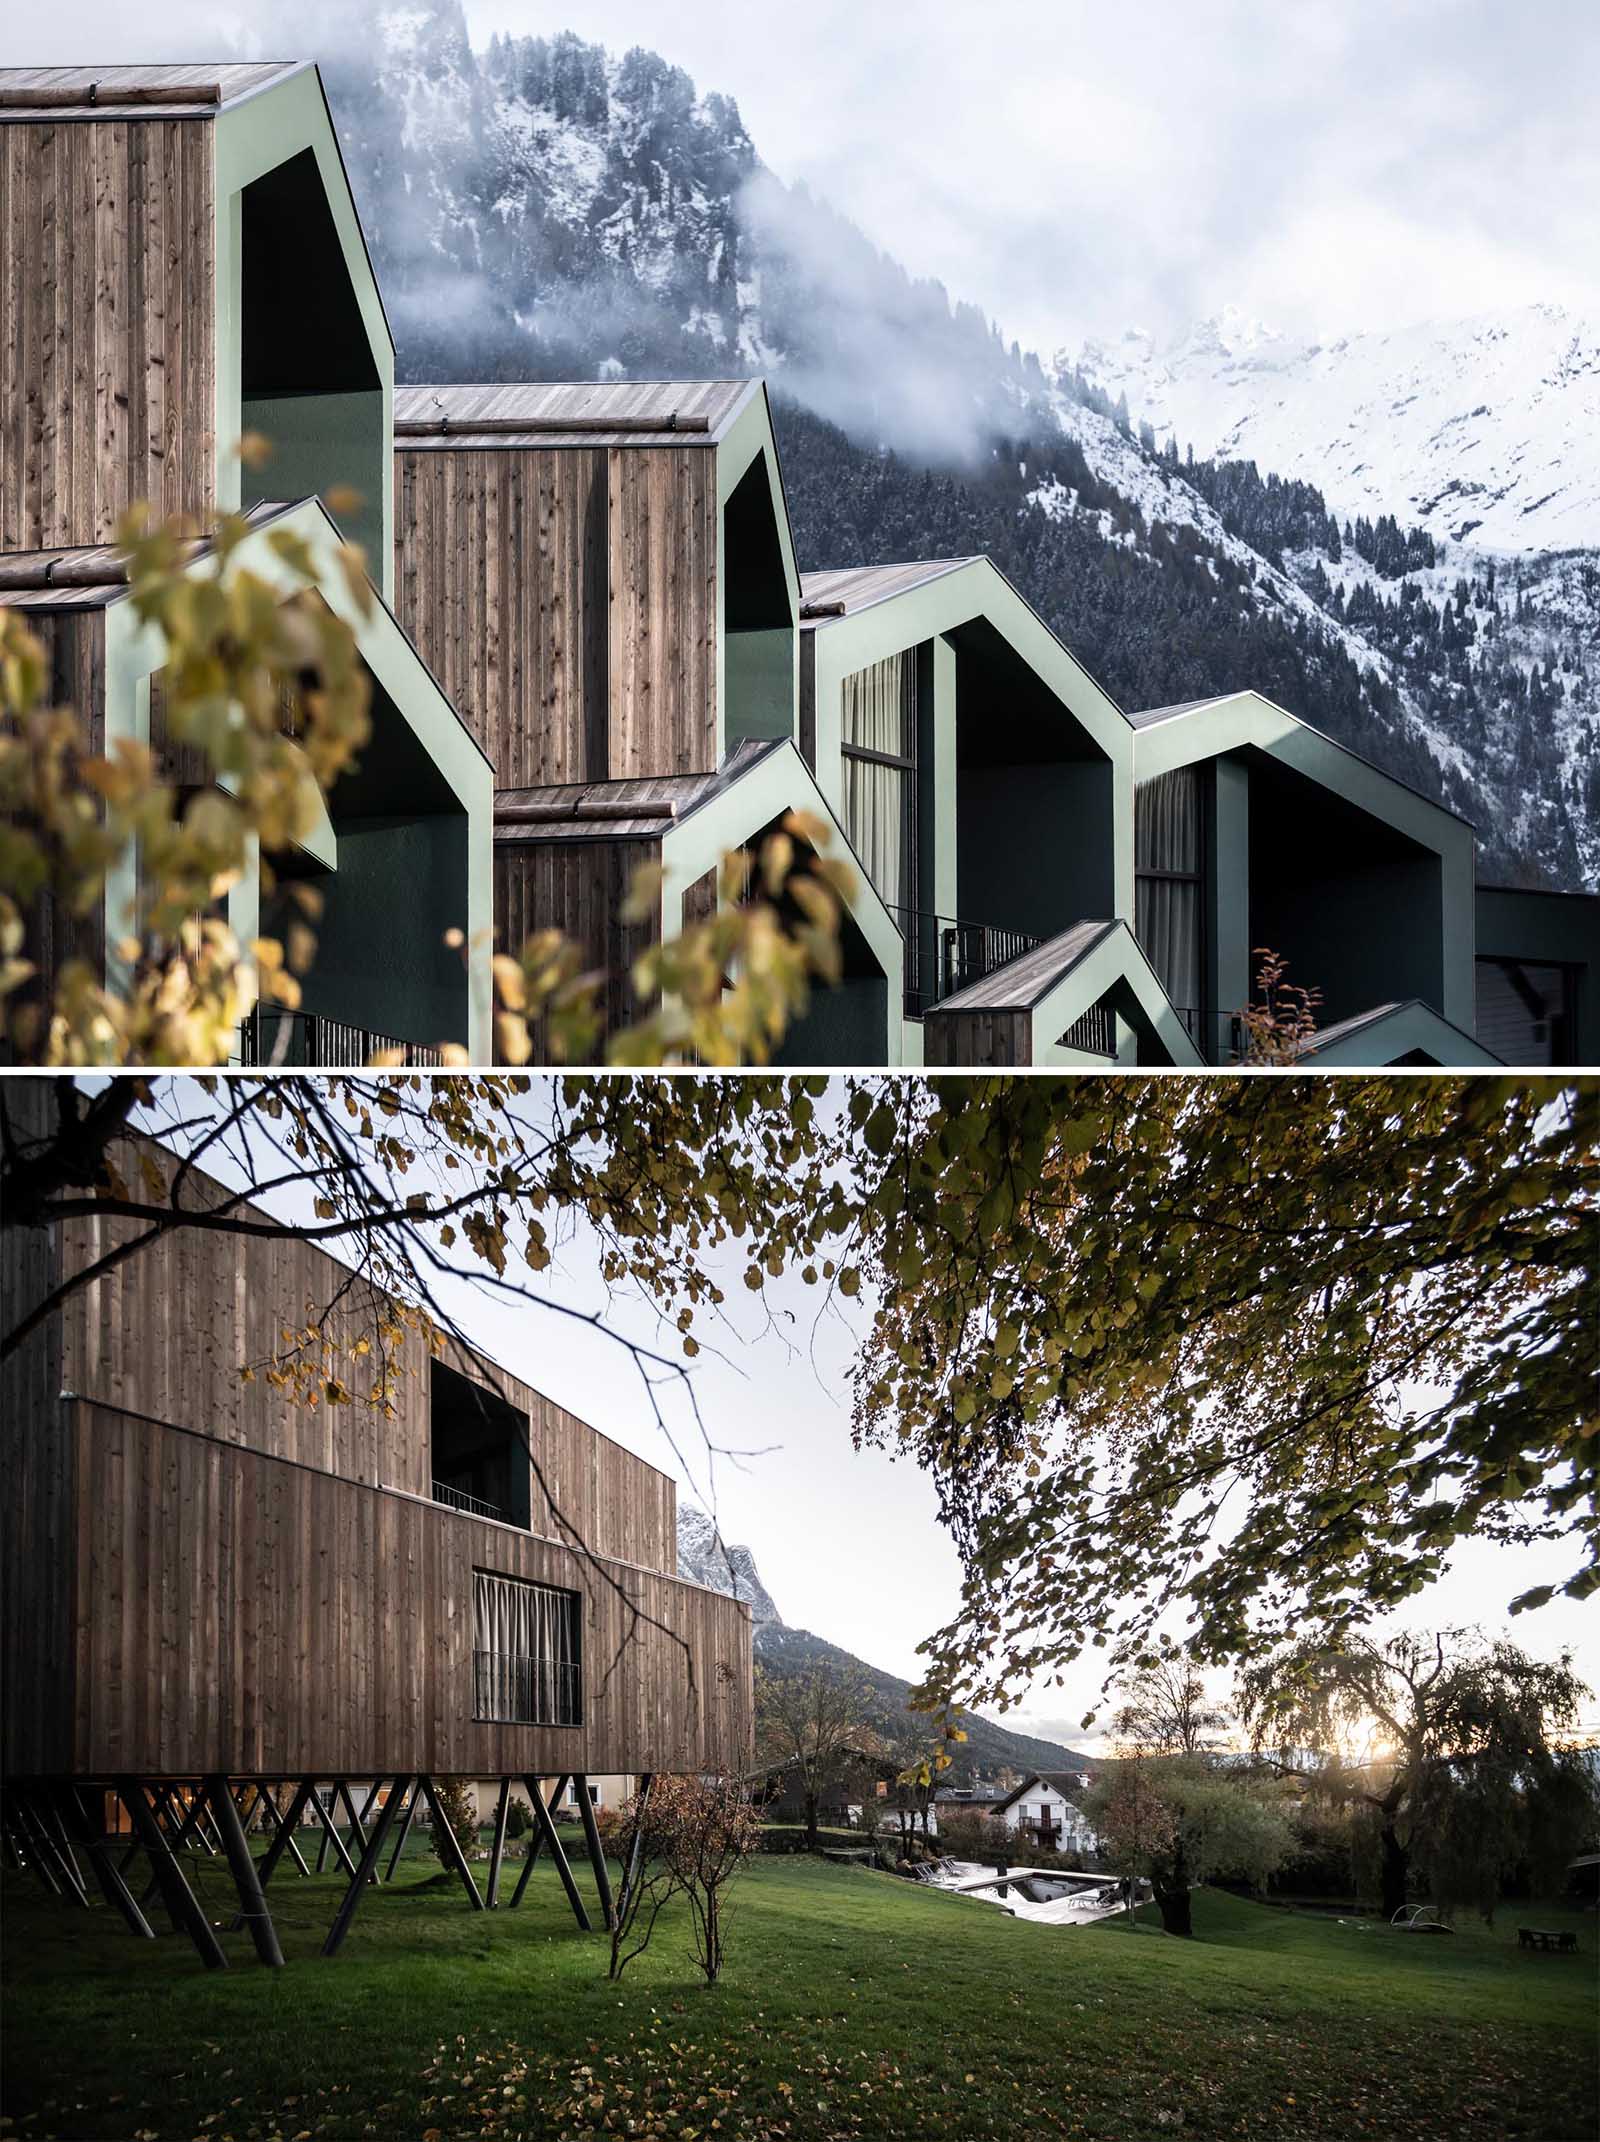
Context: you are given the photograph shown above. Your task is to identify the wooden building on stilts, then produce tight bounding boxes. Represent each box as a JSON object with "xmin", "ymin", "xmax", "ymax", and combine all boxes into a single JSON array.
[{"xmin": 0, "ymin": 1086, "xmax": 754, "ymax": 1966}]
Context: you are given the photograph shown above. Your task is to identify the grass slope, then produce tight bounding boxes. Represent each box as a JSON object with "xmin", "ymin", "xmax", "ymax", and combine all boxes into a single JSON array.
[{"xmin": 2, "ymin": 1850, "xmax": 1593, "ymax": 2141}]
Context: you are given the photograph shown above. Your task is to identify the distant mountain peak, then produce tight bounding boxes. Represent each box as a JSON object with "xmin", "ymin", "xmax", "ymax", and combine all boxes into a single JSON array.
[
  {"xmin": 676, "ymin": 1504, "xmax": 783, "ymax": 1628},
  {"xmin": 1071, "ymin": 302, "xmax": 1600, "ymax": 552},
  {"xmin": 675, "ymin": 1506, "xmax": 1095, "ymax": 1781}
]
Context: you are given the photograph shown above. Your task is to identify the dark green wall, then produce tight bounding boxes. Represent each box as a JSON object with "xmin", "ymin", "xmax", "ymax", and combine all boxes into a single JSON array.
[
  {"xmin": 957, "ymin": 760, "xmax": 1116, "ymax": 937},
  {"xmin": 772, "ymin": 974, "xmax": 890, "ymax": 1067},
  {"xmin": 241, "ymin": 390, "xmax": 386, "ymax": 574},
  {"xmin": 303, "ymin": 815, "xmax": 469, "ymax": 1047},
  {"xmin": 1475, "ymin": 884, "xmax": 1599, "ymax": 1061}
]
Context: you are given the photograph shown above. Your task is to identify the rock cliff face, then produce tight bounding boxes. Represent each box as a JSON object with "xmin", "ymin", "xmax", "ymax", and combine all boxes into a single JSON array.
[{"xmin": 675, "ymin": 1504, "xmax": 783, "ymax": 1630}]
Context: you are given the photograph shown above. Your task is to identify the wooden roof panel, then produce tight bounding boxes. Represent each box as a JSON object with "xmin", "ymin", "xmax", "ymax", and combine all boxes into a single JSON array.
[
  {"xmin": 798, "ymin": 558, "xmax": 975, "ymax": 623},
  {"xmin": 394, "ymin": 379, "xmax": 755, "ymax": 449},
  {"xmin": 0, "ymin": 62, "xmax": 302, "ymax": 120}
]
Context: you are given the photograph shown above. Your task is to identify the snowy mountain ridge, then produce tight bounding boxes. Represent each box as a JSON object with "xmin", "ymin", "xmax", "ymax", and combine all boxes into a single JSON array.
[
  {"xmin": 298, "ymin": 0, "xmax": 1597, "ymax": 888},
  {"xmin": 1071, "ymin": 304, "xmax": 1600, "ymax": 554}
]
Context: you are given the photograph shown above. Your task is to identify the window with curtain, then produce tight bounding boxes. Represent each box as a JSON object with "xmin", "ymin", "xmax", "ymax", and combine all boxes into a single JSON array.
[
  {"xmin": 472, "ymin": 1570, "xmax": 582, "ymax": 1726},
  {"xmin": 841, "ymin": 651, "xmax": 917, "ymax": 911},
  {"xmin": 1134, "ymin": 768, "xmax": 1205, "ymax": 1022}
]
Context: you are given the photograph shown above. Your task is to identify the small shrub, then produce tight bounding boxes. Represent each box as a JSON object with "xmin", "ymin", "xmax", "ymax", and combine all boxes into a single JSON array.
[
  {"xmin": 505, "ymin": 1797, "xmax": 532, "ymax": 1842},
  {"xmin": 429, "ymin": 1778, "xmax": 479, "ymax": 1867}
]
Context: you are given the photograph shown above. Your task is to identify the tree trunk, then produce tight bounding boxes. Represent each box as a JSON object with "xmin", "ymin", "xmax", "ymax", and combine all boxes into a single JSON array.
[
  {"xmin": 1380, "ymin": 1818, "xmax": 1409, "ymax": 1922},
  {"xmin": 1151, "ymin": 1878, "xmax": 1193, "ymax": 1937},
  {"xmin": 1151, "ymin": 1837, "xmax": 1193, "ymax": 1937},
  {"xmin": 803, "ymin": 1790, "xmax": 819, "ymax": 1850}
]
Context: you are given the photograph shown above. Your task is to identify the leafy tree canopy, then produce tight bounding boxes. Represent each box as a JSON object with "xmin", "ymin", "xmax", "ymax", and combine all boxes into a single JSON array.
[{"xmin": 846, "ymin": 1076, "xmax": 1595, "ymax": 1707}]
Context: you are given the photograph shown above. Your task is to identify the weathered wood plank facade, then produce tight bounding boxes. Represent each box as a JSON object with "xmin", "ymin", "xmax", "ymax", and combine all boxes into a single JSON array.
[
  {"xmin": 395, "ymin": 441, "xmax": 718, "ymax": 788},
  {"xmin": 2, "ymin": 1134, "xmax": 752, "ymax": 1786},
  {"xmin": 0, "ymin": 115, "xmax": 216, "ymax": 551}
]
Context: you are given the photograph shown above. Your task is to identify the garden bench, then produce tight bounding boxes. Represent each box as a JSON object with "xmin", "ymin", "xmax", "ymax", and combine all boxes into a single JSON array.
[{"xmin": 1517, "ymin": 1926, "xmax": 1578, "ymax": 1953}]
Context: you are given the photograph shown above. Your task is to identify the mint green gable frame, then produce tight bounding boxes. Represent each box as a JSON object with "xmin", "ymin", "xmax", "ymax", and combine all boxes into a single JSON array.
[
  {"xmin": 800, "ymin": 555, "xmax": 1135, "ymax": 937},
  {"xmin": 1295, "ymin": 1001, "xmax": 1501, "ymax": 1067},
  {"xmin": 1131, "ymin": 689, "xmax": 1476, "ymax": 1055},
  {"xmin": 716, "ymin": 382, "xmax": 802, "ymax": 759},
  {"xmin": 213, "ymin": 64, "xmax": 396, "ymax": 601},
  {"xmin": 102, "ymin": 499, "xmax": 491, "ymax": 1059},
  {"xmin": 924, "ymin": 918, "xmax": 1203, "ymax": 1068},
  {"xmin": 658, "ymin": 740, "xmax": 907, "ymax": 1066}
]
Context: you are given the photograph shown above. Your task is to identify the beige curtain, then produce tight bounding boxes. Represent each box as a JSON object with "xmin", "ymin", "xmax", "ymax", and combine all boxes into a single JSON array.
[
  {"xmin": 842, "ymin": 651, "xmax": 914, "ymax": 757},
  {"xmin": 841, "ymin": 652, "xmax": 915, "ymax": 908},
  {"xmin": 473, "ymin": 1571, "xmax": 579, "ymax": 1723},
  {"xmin": 1134, "ymin": 768, "xmax": 1203, "ymax": 1014}
]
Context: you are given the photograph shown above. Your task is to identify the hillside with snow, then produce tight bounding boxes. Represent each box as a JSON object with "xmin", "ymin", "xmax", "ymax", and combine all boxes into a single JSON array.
[
  {"xmin": 300, "ymin": 1, "xmax": 1597, "ymax": 890},
  {"xmin": 1073, "ymin": 305, "xmax": 1600, "ymax": 554}
]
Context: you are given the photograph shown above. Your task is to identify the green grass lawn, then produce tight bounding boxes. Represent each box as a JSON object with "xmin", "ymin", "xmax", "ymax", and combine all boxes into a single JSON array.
[{"xmin": 2, "ymin": 1849, "xmax": 1594, "ymax": 2141}]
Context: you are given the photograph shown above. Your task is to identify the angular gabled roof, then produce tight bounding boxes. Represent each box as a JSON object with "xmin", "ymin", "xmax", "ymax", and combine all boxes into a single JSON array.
[
  {"xmin": 493, "ymin": 741, "xmax": 782, "ymax": 843},
  {"xmin": 1291, "ymin": 998, "xmax": 1502, "ymax": 1067},
  {"xmin": 990, "ymin": 1772, "xmax": 1094, "ymax": 1816},
  {"xmin": 798, "ymin": 559, "xmax": 976, "ymax": 623},
  {"xmin": 1127, "ymin": 685, "xmax": 1476, "ymax": 834},
  {"xmin": 932, "ymin": 919, "xmax": 1119, "ymax": 1013},
  {"xmin": 1125, "ymin": 696, "xmax": 1231, "ymax": 729},
  {"xmin": 0, "ymin": 502, "xmax": 298, "ymax": 609},
  {"xmin": 394, "ymin": 380, "xmax": 759, "ymax": 449},
  {"xmin": 0, "ymin": 64, "xmax": 304, "ymax": 121}
]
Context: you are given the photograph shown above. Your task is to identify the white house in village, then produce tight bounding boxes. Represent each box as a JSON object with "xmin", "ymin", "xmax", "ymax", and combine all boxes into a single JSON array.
[{"xmin": 989, "ymin": 1773, "xmax": 1100, "ymax": 1857}]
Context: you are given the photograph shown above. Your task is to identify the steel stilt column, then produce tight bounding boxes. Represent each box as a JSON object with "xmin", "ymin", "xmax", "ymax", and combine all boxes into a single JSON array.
[
  {"xmin": 526, "ymin": 1775, "xmax": 591, "ymax": 1930},
  {"xmin": 573, "ymin": 1777, "xmax": 616, "ymax": 1931},
  {"xmin": 486, "ymin": 1779, "xmax": 511, "ymax": 1909},
  {"xmin": 507, "ymin": 1775, "xmax": 564, "ymax": 1909},
  {"xmin": 385, "ymin": 1779, "xmax": 420, "ymax": 1881},
  {"xmin": 117, "ymin": 1780, "xmax": 227, "ymax": 1971},
  {"xmin": 257, "ymin": 1781, "xmax": 316, "ymax": 1888},
  {"xmin": 616, "ymin": 1774, "xmax": 654, "ymax": 1925},
  {"xmin": 322, "ymin": 1779, "xmax": 409, "ymax": 1958},
  {"xmin": 207, "ymin": 1776, "xmax": 284, "ymax": 1968},
  {"xmin": 418, "ymin": 1777, "xmax": 485, "ymax": 1912},
  {"xmin": 57, "ymin": 1785, "xmax": 155, "ymax": 1940}
]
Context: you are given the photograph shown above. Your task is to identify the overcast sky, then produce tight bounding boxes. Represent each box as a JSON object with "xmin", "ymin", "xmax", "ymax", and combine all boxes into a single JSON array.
[{"xmin": 13, "ymin": 0, "xmax": 1599, "ymax": 355}]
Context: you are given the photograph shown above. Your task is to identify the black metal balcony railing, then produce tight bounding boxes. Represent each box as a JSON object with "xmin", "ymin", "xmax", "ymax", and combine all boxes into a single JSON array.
[
  {"xmin": 1057, "ymin": 1002, "xmax": 1116, "ymax": 1057},
  {"xmin": 473, "ymin": 1649, "xmax": 583, "ymax": 1728},
  {"xmin": 432, "ymin": 1479, "xmax": 508, "ymax": 1523},
  {"xmin": 240, "ymin": 1006, "xmax": 444, "ymax": 1068},
  {"xmin": 1172, "ymin": 1007, "xmax": 1247, "ymax": 1062},
  {"xmin": 890, "ymin": 906, "xmax": 1044, "ymax": 1019}
]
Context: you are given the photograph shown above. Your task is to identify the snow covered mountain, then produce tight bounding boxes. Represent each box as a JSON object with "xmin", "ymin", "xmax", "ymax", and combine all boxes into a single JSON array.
[
  {"xmin": 676, "ymin": 1504, "xmax": 783, "ymax": 1630},
  {"xmin": 1072, "ymin": 305, "xmax": 1600, "ymax": 554},
  {"xmin": 294, "ymin": 0, "xmax": 1596, "ymax": 889}
]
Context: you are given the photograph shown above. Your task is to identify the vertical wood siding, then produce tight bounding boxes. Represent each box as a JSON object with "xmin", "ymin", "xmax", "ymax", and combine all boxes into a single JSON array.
[
  {"xmin": 66, "ymin": 1399, "xmax": 749, "ymax": 1779},
  {"xmin": 493, "ymin": 837, "xmax": 663, "ymax": 1052},
  {"xmin": 921, "ymin": 1008, "xmax": 1035, "ymax": 1065},
  {"xmin": 0, "ymin": 1089, "xmax": 77, "ymax": 1779},
  {"xmin": 395, "ymin": 446, "xmax": 608, "ymax": 787},
  {"xmin": 5, "ymin": 611, "xmax": 107, "ymax": 1032},
  {"xmin": 393, "ymin": 445, "xmax": 718, "ymax": 789},
  {"xmin": 1, "ymin": 118, "xmax": 215, "ymax": 550},
  {"xmin": 606, "ymin": 446, "xmax": 716, "ymax": 778},
  {"xmin": 56, "ymin": 1174, "xmax": 678, "ymax": 1576}
]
